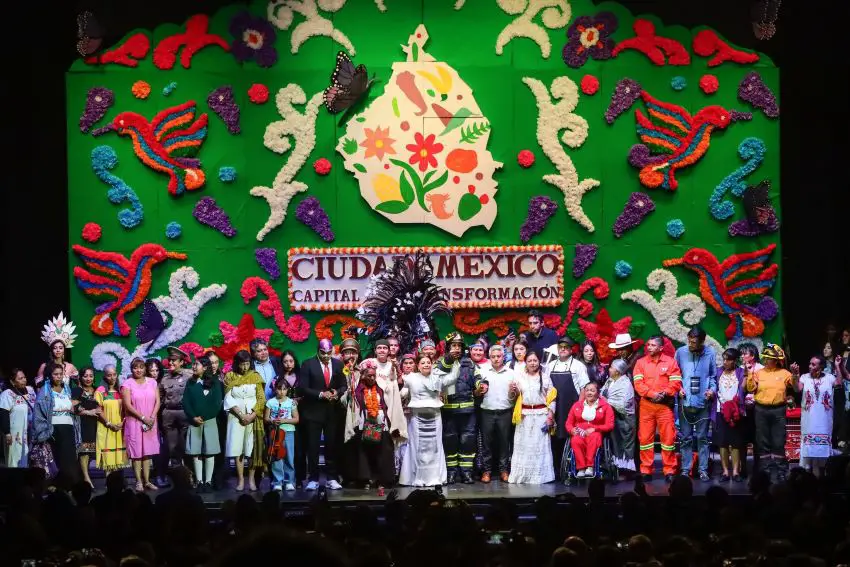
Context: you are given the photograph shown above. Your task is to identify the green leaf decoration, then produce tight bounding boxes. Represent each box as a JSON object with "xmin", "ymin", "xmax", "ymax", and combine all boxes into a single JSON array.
[
  {"xmin": 391, "ymin": 97, "xmax": 400, "ymax": 118},
  {"xmin": 441, "ymin": 94, "xmax": 448, "ymax": 102},
  {"xmin": 459, "ymin": 121, "xmax": 491, "ymax": 144},
  {"xmin": 376, "ymin": 200, "xmax": 409, "ymax": 214},
  {"xmin": 269, "ymin": 331, "xmax": 286, "ymax": 351},
  {"xmin": 353, "ymin": 163, "xmax": 367, "ymax": 173},
  {"xmin": 423, "ymin": 170, "xmax": 448, "ymax": 193},
  {"xmin": 423, "ymin": 170, "xmax": 436, "ymax": 185},
  {"xmin": 399, "ymin": 171, "xmax": 416, "ymax": 206},
  {"xmin": 565, "ymin": 327, "xmax": 585, "ymax": 343},
  {"xmin": 629, "ymin": 321, "xmax": 646, "ymax": 338},
  {"xmin": 342, "ymin": 138, "xmax": 358, "ymax": 155},
  {"xmin": 355, "ymin": 116, "xmax": 366, "ymax": 123},
  {"xmin": 426, "ymin": 89, "xmax": 435, "ymax": 97},
  {"xmin": 412, "ymin": 42, "xmax": 419, "ymax": 62},
  {"xmin": 208, "ymin": 331, "xmax": 225, "ymax": 347},
  {"xmin": 439, "ymin": 107, "xmax": 474, "ymax": 136},
  {"xmin": 457, "ymin": 192, "xmax": 482, "ymax": 221}
]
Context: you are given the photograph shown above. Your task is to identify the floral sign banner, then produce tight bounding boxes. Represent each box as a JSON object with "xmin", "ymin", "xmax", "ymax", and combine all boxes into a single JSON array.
[
  {"xmin": 287, "ymin": 245, "xmax": 564, "ymax": 312},
  {"xmin": 337, "ymin": 25, "xmax": 503, "ymax": 237}
]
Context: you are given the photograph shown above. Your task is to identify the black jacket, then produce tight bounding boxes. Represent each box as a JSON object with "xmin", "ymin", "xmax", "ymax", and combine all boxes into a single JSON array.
[{"xmin": 297, "ymin": 357, "xmax": 347, "ymax": 423}]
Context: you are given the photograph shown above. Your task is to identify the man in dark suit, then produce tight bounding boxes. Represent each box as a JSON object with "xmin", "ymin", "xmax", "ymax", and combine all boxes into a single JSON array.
[{"xmin": 299, "ymin": 339, "xmax": 347, "ymax": 490}]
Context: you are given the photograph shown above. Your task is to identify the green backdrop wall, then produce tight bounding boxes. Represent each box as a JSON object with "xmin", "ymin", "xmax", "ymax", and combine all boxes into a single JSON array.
[{"xmin": 66, "ymin": 0, "xmax": 781, "ymax": 374}]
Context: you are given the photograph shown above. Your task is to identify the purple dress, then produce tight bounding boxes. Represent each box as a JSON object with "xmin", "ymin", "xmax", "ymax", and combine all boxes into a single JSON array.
[{"xmin": 122, "ymin": 378, "xmax": 160, "ymax": 459}]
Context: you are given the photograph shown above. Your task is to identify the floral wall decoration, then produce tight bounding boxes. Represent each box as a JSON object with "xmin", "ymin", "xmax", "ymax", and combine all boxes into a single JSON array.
[
  {"xmin": 314, "ymin": 314, "xmax": 365, "ymax": 341},
  {"xmin": 578, "ymin": 308, "xmax": 632, "ymax": 363},
  {"xmin": 524, "ymin": 75, "xmax": 599, "ymax": 232},
  {"xmin": 66, "ymin": 2, "xmax": 781, "ymax": 363}
]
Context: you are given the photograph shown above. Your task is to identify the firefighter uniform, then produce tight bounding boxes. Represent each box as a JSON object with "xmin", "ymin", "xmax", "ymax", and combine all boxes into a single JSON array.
[
  {"xmin": 437, "ymin": 354, "xmax": 483, "ymax": 484},
  {"xmin": 633, "ymin": 353, "xmax": 682, "ymax": 476}
]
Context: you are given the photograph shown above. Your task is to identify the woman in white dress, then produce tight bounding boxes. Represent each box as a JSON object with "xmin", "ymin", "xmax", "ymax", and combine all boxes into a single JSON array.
[
  {"xmin": 223, "ymin": 350, "xmax": 266, "ymax": 491},
  {"xmin": 792, "ymin": 354, "xmax": 841, "ymax": 477},
  {"xmin": 398, "ymin": 353, "xmax": 459, "ymax": 487},
  {"xmin": 509, "ymin": 350, "xmax": 556, "ymax": 484},
  {"xmin": 0, "ymin": 369, "xmax": 36, "ymax": 467}
]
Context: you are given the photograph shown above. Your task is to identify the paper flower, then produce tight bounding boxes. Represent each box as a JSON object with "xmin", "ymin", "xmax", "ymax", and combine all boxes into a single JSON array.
[
  {"xmin": 92, "ymin": 145, "xmax": 144, "ymax": 229},
  {"xmin": 453, "ymin": 311, "xmax": 530, "ymax": 336},
  {"xmin": 313, "ymin": 158, "xmax": 332, "ymax": 176},
  {"xmin": 229, "ymin": 11, "xmax": 278, "ymax": 67},
  {"xmin": 612, "ymin": 19, "xmax": 690, "ymax": 65},
  {"xmin": 692, "ymin": 29, "xmax": 760, "ymax": 67},
  {"xmin": 267, "ymin": 0, "xmax": 357, "ymax": 55},
  {"xmin": 708, "ymin": 137, "xmax": 766, "ymax": 220},
  {"xmin": 152, "ymin": 14, "xmax": 230, "ymax": 70},
  {"xmin": 671, "ymin": 76, "xmax": 687, "ymax": 91},
  {"xmin": 248, "ymin": 83, "xmax": 269, "ymax": 104},
  {"xmin": 604, "ymin": 78, "xmax": 641, "ymax": 124},
  {"xmin": 165, "ymin": 222, "xmax": 182, "ymax": 239},
  {"xmin": 580, "ymin": 75, "xmax": 599, "ymax": 95},
  {"xmin": 131, "ymin": 80, "xmax": 151, "ymax": 99},
  {"xmin": 666, "ymin": 219, "xmax": 685, "ymax": 239},
  {"xmin": 193, "ymin": 196, "xmax": 237, "ymax": 237},
  {"xmin": 314, "ymin": 314, "xmax": 365, "ymax": 341},
  {"xmin": 517, "ymin": 149, "xmax": 535, "ymax": 168},
  {"xmin": 577, "ymin": 308, "xmax": 633, "ymax": 364},
  {"xmin": 738, "ymin": 71, "xmax": 779, "ymax": 118},
  {"xmin": 494, "ymin": 0, "xmax": 571, "ymax": 59},
  {"xmin": 562, "ymin": 12, "xmax": 617, "ymax": 68},
  {"xmin": 524, "ymin": 76, "xmax": 600, "ymax": 232},
  {"xmin": 296, "ymin": 196, "xmax": 334, "ymax": 242},
  {"xmin": 241, "ymin": 276, "xmax": 311, "ymax": 342},
  {"xmin": 729, "ymin": 211, "xmax": 779, "ymax": 237},
  {"xmin": 519, "ymin": 196, "xmax": 557, "ymax": 242},
  {"xmin": 84, "ymin": 33, "xmax": 150, "ymax": 68},
  {"xmin": 613, "ymin": 192, "xmax": 655, "ymax": 238},
  {"xmin": 573, "ymin": 243, "xmax": 598, "ymax": 278},
  {"xmin": 80, "ymin": 87, "xmax": 114, "ymax": 133},
  {"xmin": 552, "ymin": 277, "xmax": 610, "ymax": 336},
  {"xmin": 699, "ymin": 75, "xmax": 719, "ymax": 94},
  {"xmin": 255, "ymin": 248, "xmax": 281, "ymax": 280},
  {"xmin": 207, "ymin": 86, "xmax": 240, "ymax": 134},
  {"xmin": 218, "ymin": 166, "xmax": 237, "ymax": 183},
  {"xmin": 82, "ymin": 222, "xmax": 102, "ymax": 243},
  {"xmin": 162, "ymin": 82, "xmax": 178, "ymax": 96},
  {"xmin": 614, "ymin": 260, "xmax": 633, "ymax": 279}
]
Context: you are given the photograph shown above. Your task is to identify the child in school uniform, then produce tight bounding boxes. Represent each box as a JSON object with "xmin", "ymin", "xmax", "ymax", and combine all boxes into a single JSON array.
[{"xmin": 264, "ymin": 378, "xmax": 299, "ymax": 491}]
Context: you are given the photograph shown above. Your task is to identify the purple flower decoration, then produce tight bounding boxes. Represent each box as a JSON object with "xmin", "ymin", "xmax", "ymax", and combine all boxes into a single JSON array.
[
  {"xmin": 605, "ymin": 78, "xmax": 642, "ymax": 124},
  {"xmin": 613, "ymin": 192, "xmax": 655, "ymax": 238},
  {"xmin": 255, "ymin": 248, "xmax": 281, "ymax": 280},
  {"xmin": 296, "ymin": 197, "xmax": 334, "ymax": 242},
  {"xmin": 728, "ymin": 209, "xmax": 780, "ymax": 237},
  {"xmin": 80, "ymin": 87, "xmax": 114, "ymax": 133},
  {"xmin": 562, "ymin": 12, "xmax": 618, "ymax": 68},
  {"xmin": 207, "ymin": 86, "xmax": 240, "ymax": 134},
  {"xmin": 738, "ymin": 72, "xmax": 779, "ymax": 118},
  {"xmin": 193, "ymin": 196, "xmax": 237, "ymax": 237},
  {"xmin": 229, "ymin": 12, "xmax": 278, "ymax": 68},
  {"xmin": 573, "ymin": 244, "xmax": 598, "ymax": 278},
  {"xmin": 520, "ymin": 196, "xmax": 557, "ymax": 242},
  {"xmin": 750, "ymin": 297, "xmax": 778, "ymax": 322}
]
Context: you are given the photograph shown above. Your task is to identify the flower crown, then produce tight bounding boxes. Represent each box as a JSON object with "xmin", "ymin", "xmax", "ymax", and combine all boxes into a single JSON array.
[{"xmin": 41, "ymin": 311, "xmax": 78, "ymax": 349}]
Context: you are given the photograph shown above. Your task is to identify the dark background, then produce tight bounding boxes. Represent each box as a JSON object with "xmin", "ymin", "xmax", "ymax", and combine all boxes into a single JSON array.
[{"xmin": 5, "ymin": 0, "xmax": 848, "ymax": 376}]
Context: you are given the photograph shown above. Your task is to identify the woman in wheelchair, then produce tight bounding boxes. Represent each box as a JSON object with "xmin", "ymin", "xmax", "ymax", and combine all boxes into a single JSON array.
[{"xmin": 566, "ymin": 382, "xmax": 614, "ymax": 478}]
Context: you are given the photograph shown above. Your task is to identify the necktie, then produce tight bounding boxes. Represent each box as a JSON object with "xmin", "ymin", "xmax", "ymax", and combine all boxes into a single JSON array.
[{"xmin": 323, "ymin": 363, "xmax": 330, "ymax": 387}]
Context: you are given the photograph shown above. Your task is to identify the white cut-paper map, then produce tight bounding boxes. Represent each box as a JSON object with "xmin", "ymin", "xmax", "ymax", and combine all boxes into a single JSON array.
[{"xmin": 337, "ymin": 25, "xmax": 503, "ymax": 237}]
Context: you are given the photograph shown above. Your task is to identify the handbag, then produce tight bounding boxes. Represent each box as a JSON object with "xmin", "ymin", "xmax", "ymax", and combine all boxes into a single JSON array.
[{"xmin": 361, "ymin": 416, "xmax": 383, "ymax": 444}]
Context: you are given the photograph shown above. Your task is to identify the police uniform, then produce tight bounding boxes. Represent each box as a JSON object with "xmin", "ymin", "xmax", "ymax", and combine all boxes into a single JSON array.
[{"xmin": 160, "ymin": 368, "xmax": 192, "ymax": 466}]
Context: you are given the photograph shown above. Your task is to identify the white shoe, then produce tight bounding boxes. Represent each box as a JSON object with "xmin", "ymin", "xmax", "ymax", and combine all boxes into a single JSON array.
[
  {"xmin": 326, "ymin": 479, "xmax": 343, "ymax": 490},
  {"xmin": 284, "ymin": 483, "xmax": 296, "ymax": 491},
  {"xmin": 575, "ymin": 470, "xmax": 586, "ymax": 478},
  {"xmin": 585, "ymin": 467, "xmax": 595, "ymax": 477},
  {"xmin": 305, "ymin": 481, "xmax": 319, "ymax": 490},
  {"xmin": 272, "ymin": 484, "xmax": 282, "ymax": 491}
]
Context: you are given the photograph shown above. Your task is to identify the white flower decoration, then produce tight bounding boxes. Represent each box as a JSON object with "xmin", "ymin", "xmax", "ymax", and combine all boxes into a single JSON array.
[
  {"xmin": 251, "ymin": 84, "xmax": 322, "ymax": 241},
  {"xmin": 496, "ymin": 0, "xmax": 572, "ymax": 59},
  {"xmin": 267, "ymin": 0, "xmax": 356, "ymax": 54},
  {"xmin": 523, "ymin": 76, "xmax": 600, "ymax": 232}
]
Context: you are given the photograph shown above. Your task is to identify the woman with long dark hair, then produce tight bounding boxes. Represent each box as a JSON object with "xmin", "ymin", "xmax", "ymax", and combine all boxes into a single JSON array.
[
  {"xmin": 714, "ymin": 349, "xmax": 746, "ymax": 482},
  {"xmin": 224, "ymin": 349, "xmax": 266, "ymax": 491},
  {"xmin": 36, "ymin": 313, "xmax": 79, "ymax": 387},
  {"xmin": 0, "ymin": 368, "xmax": 36, "ymax": 467},
  {"xmin": 184, "ymin": 355, "xmax": 224, "ymax": 492},
  {"xmin": 508, "ymin": 351, "xmax": 556, "ymax": 484},
  {"xmin": 580, "ymin": 340, "xmax": 605, "ymax": 386},
  {"xmin": 32, "ymin": 363, "xmax": 81, "ymax": 483},
  {"xmin": 123, "ymin": 358, "xmax": 161, "ymax": 491},
  {"xmin": 72, "ymin": 367, "xmax": 101, "ymax": 487}
]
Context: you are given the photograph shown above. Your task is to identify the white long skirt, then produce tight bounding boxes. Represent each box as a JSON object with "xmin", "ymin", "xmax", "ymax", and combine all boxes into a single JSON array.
[
  {"xmin": 508, "ymin": 410, "xmax": 554, "ymax": 484},
  {"xmin": 225, "ymin": 413, "xmax": 254, "ymax": 458},
  {"xmin": 398, "ymin": 408, "xmax": 446, "ymax": 487},
  {"xmin": 6, "ymin": 404, "xmax": 30, "ymax": 467}
]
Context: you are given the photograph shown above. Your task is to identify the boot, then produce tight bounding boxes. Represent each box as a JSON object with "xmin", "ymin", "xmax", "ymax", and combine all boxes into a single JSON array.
[
  {"xmin": 446, "ymin": 470, "xmax": 457, "ymax": 485},
  {"xmin": 461, "ymin": 471, "xmax": 474, "ymax": 484}
]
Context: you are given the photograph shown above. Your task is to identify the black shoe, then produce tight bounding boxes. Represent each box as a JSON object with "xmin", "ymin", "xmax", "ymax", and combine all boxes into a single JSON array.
[
  {"xmin": 641, "ymin": 474, "xmax": 652, "ymax": 483},
  {"xmin": 665, "ymin": 474, "xmax": 675, "ymax": 483},
  {"xmin": 461, "ymin": 471, "xmax": 474, "ymax": 484},
  {"xmin": 732, "ymin": 474, "xmax": 743, "ymax": 483},
  {"xmin": 446, "ymin": 471, "xmax": 457, "ymax": 485},
  {"xmin": 720, "ymin": 474, "xmax": 730, "ymax": 482}
]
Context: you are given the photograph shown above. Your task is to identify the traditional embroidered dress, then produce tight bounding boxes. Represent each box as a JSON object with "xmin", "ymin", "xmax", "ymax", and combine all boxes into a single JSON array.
[
  {"xmin": 799, "ymin": 373, "xmax": 834, "ymax": 467},
  {"xmin": 349, "ymin": 382, "xmax": 396, "ymax": 486},
  {"xmin": 95, "ymin": 387, "xmax": 128, "ymax": 471},
  {"xmin": 0, "ymin": 386, "xmax": 35, "ymax": 467},
  {"xmin": 509, "ymin": 371, "xmax": 556, "ymax": 484},
  {"xmin": 72, "ymin": 387, "xmax": 99, "ymax": 455},
  {"xmin": 223, "ymin": 370, "xmax": 266, "ymax": 469}
]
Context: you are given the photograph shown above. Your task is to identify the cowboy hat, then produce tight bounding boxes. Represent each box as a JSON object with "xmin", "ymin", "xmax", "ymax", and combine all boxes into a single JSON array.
[
  {"xmin": 608, "ymin": 333, "xmax": 636, "ymax": 349},
  {"xmin": 166, "ymin": 346, "xmax": 189, "ymax": 360}
]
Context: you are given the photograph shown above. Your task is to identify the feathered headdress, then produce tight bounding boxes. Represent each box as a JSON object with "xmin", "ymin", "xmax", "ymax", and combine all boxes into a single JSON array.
[
  {"xmin": 356, "ymin": 252, "xmax": 450, "ymax": 356},
  {"xmin": 41, "ymin": 311, "xmax": 78, "ymax": 349}
]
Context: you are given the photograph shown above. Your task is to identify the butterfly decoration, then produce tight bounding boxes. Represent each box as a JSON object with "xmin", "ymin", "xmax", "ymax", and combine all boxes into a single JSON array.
[
  {"xmin": 323, "ymin": 51, "xmax": 377, "ymax": 119},
  {"xmin": 76, "ymin": 10, "xmax": 105, "ymax": 57},
  {"xmin": 743, "ymin": 180, "xmax": 773, "ymax": 225},
  {"xmin": 136, "ymin": 299, "xmax": 166, "ymax": 345}
]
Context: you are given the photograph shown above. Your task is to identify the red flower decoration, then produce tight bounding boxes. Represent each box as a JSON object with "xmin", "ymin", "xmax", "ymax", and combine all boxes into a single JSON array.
[
  {"xmin": 612, "ymin": 19, "xmax": 690, "ymax": 66},
  {"xmin": 577, "ymin": 308, "xmax": 632, "ymax": 364},
  {"xmin": 405, "ymin": 133, "xmax": 443, "ymax": 172},
  {"xmin": 580, "ymin": 75, "xmax": 600, "ymax": 95},
  {"xmin": 313, "ymin": 158, "xmax": 332, "ymax": 176},
  {"xmin": 699, "ymin": 74, "xmax": 719, "ymax": 94},
  {"xmin": 248, "ymin": 83, "xmax": 269, "ymax": 104},
  {"xmin": 692, "ymin": 30, "xmax": 759, "ymax": 67},
  {"xmin": 517, "ymin": 149, "xmax": 535, "ymax": 168},
  {"xmin": 81, "ymin": 222, "xmax": 102, "ymax": 243},
  {"xmin": 552, "ymin": 277, "xmax": 610, "ymax": 336},
  {"xmin": 85, "ymin": 33, "xmax": 150, "ymax": 68},
  {"xmin": 152, "ymin": 14, "xmax": 230, "ymax": 70},
  {"xmin": 241, "ymin": 276, "xmax": 311, "ymax": 342},
  {"xmin": 213, "ymin": 313, "xmax": 279, "ymax": 371}
]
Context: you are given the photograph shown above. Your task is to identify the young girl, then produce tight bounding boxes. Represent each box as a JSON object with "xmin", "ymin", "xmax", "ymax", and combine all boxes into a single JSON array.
[
  {"xmin": 264, "ymin": 378, "xmax": 299, "ymax": 491},
  {"xmin": 73, "ymin": 367, "xmax": 101, "ymax": 487},
  {"xmin": 95, "ymin": 365, "xmax": 128, "ymax": 473},
  {"xmin": 0, "ymin": 369, "xmax": 36, "ymax": 467},
  {"xmin": 715, "ymin": 349, "xmax": 746, "ymax": 482},
  {"xmin": 184, "ymin": 355, "xmax": 224, "ymax": 492}
]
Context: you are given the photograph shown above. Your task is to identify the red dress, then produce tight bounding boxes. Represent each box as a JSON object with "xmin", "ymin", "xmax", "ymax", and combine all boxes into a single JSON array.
[{"xmin": 566, "ymin": 397, "xmax": 614, "ymax": 470}]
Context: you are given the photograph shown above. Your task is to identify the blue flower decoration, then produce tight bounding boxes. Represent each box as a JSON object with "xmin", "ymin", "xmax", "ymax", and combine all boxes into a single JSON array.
[
  {"xmin": 666, "ymin": 219, "xmax": 685, "ymax": 239},
  {"xmin": 614, "ymin": 260, "xmax": 632, "ymax": 279},
  {"xmin": 671, "ymin": 76, "xmax": 687, "ymax": 91},
  {"xmin": 162, "ymin": 82, "xmax": 178, "ymax": 96},
  {"xmin": 219, "ymin": 166, "xmax": 237, "ymax": 183},
  {"xmin": 92, "ymin": 145, "xmax": 144, "ymax": 229},
  {"xmin": 708, "ymin": 137, "xmax": 767, "ymax": 220},
  {"xmin": 165, "ymin": 222, "xmax": 182, "ymax": 239}
]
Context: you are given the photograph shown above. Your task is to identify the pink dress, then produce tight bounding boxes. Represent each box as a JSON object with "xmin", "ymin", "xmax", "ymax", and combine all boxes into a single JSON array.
[{"xmin": 122, "ymin": 378, "xmax": 160, "ymax": 459}]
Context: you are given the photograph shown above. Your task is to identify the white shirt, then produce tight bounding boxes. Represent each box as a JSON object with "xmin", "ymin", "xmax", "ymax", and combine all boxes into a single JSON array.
[
  {"xmin": 479, "ymin": 364, "xmax": 516, "ymax": 410},
  {"xmin": 545, "ymin": 356, "xmax": 589, "ymax": 394}
]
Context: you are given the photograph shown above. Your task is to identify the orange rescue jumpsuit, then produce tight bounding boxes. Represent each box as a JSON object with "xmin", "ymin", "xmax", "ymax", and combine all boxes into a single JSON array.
[{"xmin": 633, "ymin": 354, "xmax": 683, "ymax": 475}]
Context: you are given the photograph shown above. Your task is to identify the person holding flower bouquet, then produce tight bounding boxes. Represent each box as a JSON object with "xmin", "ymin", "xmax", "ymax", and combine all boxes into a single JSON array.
[{"xmin": 714, "ymin": 349, "xmax": 747, "ymax": 482}]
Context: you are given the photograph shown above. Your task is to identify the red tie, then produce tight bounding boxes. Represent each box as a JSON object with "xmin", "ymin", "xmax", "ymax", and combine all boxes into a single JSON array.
[{"xmin": 323, "ymin": 363, "xmax": 330, "ymax": 387}]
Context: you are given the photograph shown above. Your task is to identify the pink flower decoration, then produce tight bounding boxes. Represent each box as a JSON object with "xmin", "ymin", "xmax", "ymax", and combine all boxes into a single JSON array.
[
  {"xmin": 313, "ymin": 158, "xmax": 332, "ymax": 176},
  {"xmin": 699, "ymin": 74, "xmax": 719, "ymax": 94},
  {"xmin": 581, "ymin": 75, "xmax": 600, "ymax": 95},
  {"xmin": 517, "ymin": 150, "xmax": 535, "ymax": 168},
  {"xmin": 248, "ymin": 83, "xmax": 269, "ymax": 104},
  {"xmin": 82, "ymin": 222, "xmax": 102, "ymax": 243}
]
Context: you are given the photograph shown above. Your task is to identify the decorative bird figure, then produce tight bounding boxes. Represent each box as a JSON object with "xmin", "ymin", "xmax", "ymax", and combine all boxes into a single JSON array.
[
  {"xmin": 93, "ymin": 100, "xmax": 208, "ymax": 196},
  {"xmin": 628, "ymin": 91, "xmax": 751, "ymax": 191},
  {"xmin": 663, "ymin": 243, "xmax": 778, "ymax": 339},
  {"xmin": 73, "ymin": 243, "xmax": 187, "ymax": 337}
]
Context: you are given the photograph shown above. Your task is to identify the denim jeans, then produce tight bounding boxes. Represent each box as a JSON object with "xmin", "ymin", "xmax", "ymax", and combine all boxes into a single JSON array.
[
  {"xmin": 679, "ymin": 406, "xmax": 710, "ymax": 473},
  {"xmin": 270, "ymin": 429, "xmax": 296, "ymax": 485}
]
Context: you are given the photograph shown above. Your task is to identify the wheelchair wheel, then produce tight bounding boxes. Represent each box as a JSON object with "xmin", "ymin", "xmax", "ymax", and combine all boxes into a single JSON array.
[
  {"xmin": 600, "ymin": 437, "xmax": 619, "ymax": 483},
  {"xmin": 560, "ymin": 442, "xmax": 575, "ymax": 486}
]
